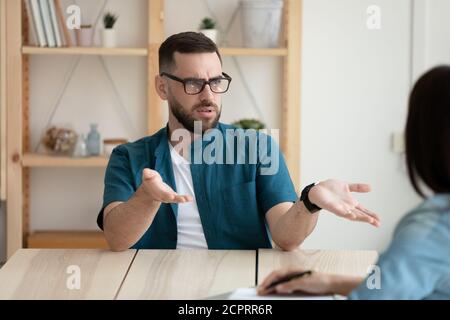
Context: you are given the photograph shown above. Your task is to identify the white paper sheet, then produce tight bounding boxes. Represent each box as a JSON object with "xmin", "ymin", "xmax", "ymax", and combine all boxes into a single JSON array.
[{"xmin": 227, "ymin": 288, "xmax": 338, "ymax": 300}]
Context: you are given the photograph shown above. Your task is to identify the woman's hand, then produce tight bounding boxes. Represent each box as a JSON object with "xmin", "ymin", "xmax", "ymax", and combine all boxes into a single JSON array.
[
  {"xmin": 257, "ymin": 267, "xmax": 363, "ymax": 297},
  {"xmin": 257, "ymin": 268, "xmax": 334, "ymax": 296}
]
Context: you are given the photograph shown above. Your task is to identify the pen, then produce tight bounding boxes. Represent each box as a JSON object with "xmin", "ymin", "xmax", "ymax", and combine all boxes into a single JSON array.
[{"xmin": 266, "ymin": 270, "xmax": 313, "ymax": 290}]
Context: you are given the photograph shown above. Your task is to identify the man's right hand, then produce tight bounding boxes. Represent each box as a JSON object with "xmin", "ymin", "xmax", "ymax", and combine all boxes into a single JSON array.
[{"xmin": 138, "ymin": 168, "xmax": 192, "ymax": 204}]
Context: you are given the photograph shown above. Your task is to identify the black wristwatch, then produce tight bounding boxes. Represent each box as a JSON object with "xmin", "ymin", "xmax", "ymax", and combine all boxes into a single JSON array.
[{"xmin": 300, "ymin": 183, "xmax": 322, "ymax": 214}]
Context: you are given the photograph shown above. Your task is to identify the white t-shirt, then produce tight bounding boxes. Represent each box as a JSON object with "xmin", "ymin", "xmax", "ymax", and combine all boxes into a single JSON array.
[{"xmin": 169, "ymin": 143, "xmax": 208, "ymax": 249}]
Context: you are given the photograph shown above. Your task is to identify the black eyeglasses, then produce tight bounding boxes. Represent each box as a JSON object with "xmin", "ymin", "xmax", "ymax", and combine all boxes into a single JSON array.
[{"xmin": 160, "ymin": 72, "xmax": 232, "ymax": 95}]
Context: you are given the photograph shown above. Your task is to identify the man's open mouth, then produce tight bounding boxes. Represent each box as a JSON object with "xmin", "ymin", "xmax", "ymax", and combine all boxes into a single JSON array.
[{"xmin": 196, "ymin": 107, "xmax": 215, "ymax": 113}]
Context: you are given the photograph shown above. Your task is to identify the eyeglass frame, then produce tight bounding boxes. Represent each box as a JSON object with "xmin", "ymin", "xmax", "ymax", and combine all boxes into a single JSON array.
[{"xmin": 160, "ymin": 72, "xmax": 232, "ymax": 95}]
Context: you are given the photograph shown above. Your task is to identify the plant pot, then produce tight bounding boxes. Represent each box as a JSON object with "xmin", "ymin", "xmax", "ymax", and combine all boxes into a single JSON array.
[
  {"xmin": 102, "ymin": 28, "xmax": 117, "ymax": 48},
  {"xmin": 240, "ymin": 0, "xmax": 284, "ymax": 48},
  {"xmin": 76, "ymin": 27, "xmax": 94, "ymax": 47},
  {"xmin": 200, "ymin": 29, "xmax": 219, "ymax": 44}
]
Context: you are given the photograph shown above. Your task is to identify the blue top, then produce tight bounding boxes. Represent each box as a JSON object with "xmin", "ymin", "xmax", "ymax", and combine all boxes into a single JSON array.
[
  {"xmin": 97, "ymin": 123, "xmax": 298, "ymax": 250},
  {"xmin": 349, "ymin": 194, "xmax": 450, "ymax": 300}
]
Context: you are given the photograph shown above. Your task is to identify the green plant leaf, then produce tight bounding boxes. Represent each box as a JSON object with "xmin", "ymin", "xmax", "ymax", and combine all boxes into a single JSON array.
[
  {"xmin": 103, "ymin": 12, "xmax": 118, "ymax": 29},
  {"xmin": 232, "ymin": 119, "xmax": 266, "ymax": 130},
  {"xmin": 200, "ymin": 17, "xmax": 216, "ymax": 30}
]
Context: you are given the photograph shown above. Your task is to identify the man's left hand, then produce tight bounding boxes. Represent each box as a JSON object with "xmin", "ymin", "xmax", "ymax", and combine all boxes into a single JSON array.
[{"xmin": 308, "ymin": 180, "xmax": 381, "ymax": 227}]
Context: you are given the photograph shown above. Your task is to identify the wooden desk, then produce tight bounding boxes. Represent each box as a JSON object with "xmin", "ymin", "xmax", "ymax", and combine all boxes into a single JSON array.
[
  {"xmin": 257, "ymin": 249, "xmax": 379, "ymax": 285},
  {"xmin": 0, "ymin": 249, "xmax": 136, "ymax": 299},
  {"xmin": 116, "ymin": 250, "xmax": 256, "ymax": 300},
  {"xmin": 0, "ymin": 249, "xmax": 378, "ymax": 299}
]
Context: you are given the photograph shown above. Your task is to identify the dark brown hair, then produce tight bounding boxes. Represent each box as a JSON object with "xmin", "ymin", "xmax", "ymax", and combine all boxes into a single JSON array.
[
  {"xmin": 159, "ymin": 32, "xmax": 222, "ymax": 73},
  {"xmin": 406, "ymin": 66, "xmax": 450, "ymax": 197}
]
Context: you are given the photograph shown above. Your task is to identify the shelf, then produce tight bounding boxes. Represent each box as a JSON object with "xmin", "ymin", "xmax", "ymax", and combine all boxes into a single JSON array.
[
  {"xmin": 27, "ymin": 231, "xmax": 109, "ymax": 249},
  {"xmin": 22, "ymin": 46, "xmax": 148, "ymax": 56},
  {"xmin": 22, "ymin": 153, "xmax": 109, "ymax": 168},
  {"xmin": 220, "ymin": 47, "xmax": 288, "ymax": 56},
  {"xmin": 22, "ymin": 46, "xmax": 287, "ymax": 57}
]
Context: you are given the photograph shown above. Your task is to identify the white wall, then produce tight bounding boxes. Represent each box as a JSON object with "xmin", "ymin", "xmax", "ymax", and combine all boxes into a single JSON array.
[
  {"xmin": 299, "ymin": 0, "xmax": 421, "ymax": 251},
  {"xmin": 30, "ymin": 0, "xmax": 446, "ymax": 252},
  {"xmin": 413, "ymin": 0, "xmax": 450, "ymax": 78}
]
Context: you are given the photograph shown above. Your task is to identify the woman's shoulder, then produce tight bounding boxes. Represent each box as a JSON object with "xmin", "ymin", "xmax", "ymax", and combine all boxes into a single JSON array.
[{"xmin": 394, "ymin": 194, "xmax": 450, "ymax": 245}]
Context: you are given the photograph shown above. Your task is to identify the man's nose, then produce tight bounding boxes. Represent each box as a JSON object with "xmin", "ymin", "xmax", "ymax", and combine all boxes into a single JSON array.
[{"xmin": 199, "ymin": 83, "xmax": 215, "ymax": 100}]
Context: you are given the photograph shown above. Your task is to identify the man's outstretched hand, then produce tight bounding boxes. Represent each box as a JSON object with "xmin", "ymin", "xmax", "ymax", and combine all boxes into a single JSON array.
[
  {"xmin": 140, "ymin": 168, "xmax": 193, "ymax": 204},
  {"xmin": 308, "ymin": 180, "xmax": 381, "ymax": 227}
]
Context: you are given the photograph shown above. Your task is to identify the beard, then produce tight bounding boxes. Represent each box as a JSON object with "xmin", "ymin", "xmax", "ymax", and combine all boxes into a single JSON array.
[{"xmin": 168, "ymin": 96, "xmax": 221, "ymax": 133}]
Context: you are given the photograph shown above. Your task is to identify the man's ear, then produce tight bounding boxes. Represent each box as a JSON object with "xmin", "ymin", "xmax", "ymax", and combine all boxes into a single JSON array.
[{"xmin": 155, "ymin": 75, "xmax": 168, "ymax": 100}]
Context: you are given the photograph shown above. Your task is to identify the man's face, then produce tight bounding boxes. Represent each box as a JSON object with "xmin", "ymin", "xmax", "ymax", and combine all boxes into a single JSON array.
[{"xmin": 165, "ymin": 52, "xmax": 223, "ymax": 133}]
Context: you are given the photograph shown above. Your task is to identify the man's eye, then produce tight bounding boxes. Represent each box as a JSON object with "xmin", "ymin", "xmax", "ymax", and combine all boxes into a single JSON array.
[
  {"xmin": 186, "ymin": 81, "xmax": 202, "ymax": 89},
  {"xmin": 210, "ymin": 79, "xmax": 222, "ymax": 86}
]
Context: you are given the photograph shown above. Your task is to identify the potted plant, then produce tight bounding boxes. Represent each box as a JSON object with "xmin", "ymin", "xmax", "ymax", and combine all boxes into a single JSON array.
[
  {"xmin": 232, "ymin": 119, "xmax": 266, "ymax": 130},
  {"xmin": 199, "ymin": 17, "xmax": 218, "ymax": 43},
  {"xmin": 102, "ymin": 12, "xmax": 119, "ymax": 48},
  {"xmin": 76, "ymin": 24, "xmax": 94, "ymax": 47}
]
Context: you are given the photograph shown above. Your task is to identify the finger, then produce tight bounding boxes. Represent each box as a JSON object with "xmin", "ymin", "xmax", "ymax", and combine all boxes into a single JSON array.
[
  {"xmin": 336, "ymin": 207, "xmax": 381, "ymax": 228},
  {"xmin": 351, "ymin": 208, "xmax": 375, "ymax": 224},
  {"xmin": 354, "ymin": 205, "xmax": 381, "ymax": 227},
  {"xmin": 258, "ymin": 270, "xmax": 286, "ymax": 291},
  {"xmin": 258, "ymin": 268, "xmax": 307, "ymax": 295},
  {"xmin": 258, "ymin": 268, "xmax": 299, "ymax": 294},
  {"xmin": 142, "ymin": 168, "xmax": 158, "ymax": 181},
  {"xmin": 330, "ymin": 203, "xmax": 358, "ymax": 219},
  {"xmin": 160, "ymin": 193, "xmax": 192, "ymax": 204},
  {"xmin": 158, "ymin": 192, "xmax": 177, "ymax": 203},
  {"xmin": 356, "ymin": 205, "xmax": 381, "ymax": 223},
  {"xmin": 349, "ymin": 183, "xmax": 371, "ymax": 193},
  {"xmin": 172, "ymin": 194, "xmax": 193, "ymax": 203},
  {"xmin": 275, "ymin": 278, "xmax": 309, "ymax": 294},
  {"xmin": 349, "ymin": 208, "xmax": 381, "ymax": 227}
]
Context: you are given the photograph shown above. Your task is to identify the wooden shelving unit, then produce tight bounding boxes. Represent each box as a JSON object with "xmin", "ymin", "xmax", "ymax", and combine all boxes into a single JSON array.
[
  {"xmin": 22, "ymin": 46, "xmax": 149, "ymax": 56},
  {"xmin": 220, "ymin": 47, "xmax": 288, "ymax": 56},
  {"xmin": 22, "ymin": 153, "xmax": 108, "ymax": 168},
  {"xmin": 22, "ymin": 46, "xmax": 288, "ymax": 57},
  {"xmin": 5, "ymin": 0, "xmax": 301, "ymax": 258}
]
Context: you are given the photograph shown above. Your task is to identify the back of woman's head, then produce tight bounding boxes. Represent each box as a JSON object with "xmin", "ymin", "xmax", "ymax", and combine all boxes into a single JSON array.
[{"xmin": 406, "ymin": 66, "xmax": 450, "ymax": 197}]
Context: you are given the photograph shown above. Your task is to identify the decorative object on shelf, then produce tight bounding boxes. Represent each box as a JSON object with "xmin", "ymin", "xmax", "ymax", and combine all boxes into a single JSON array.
[
  {"xmin": 76, "ymin": 24, "xmax": 94, "ymax": 47},
  {"xmin": 240, "ymin": 0, "xmax": 284, "ymax": 48},
  {"xmin": 86, "ymin": 124, "xmax": 102, "ymax": 156},
  {"xmin": 199, "ymin": 17, "xmax": 219, "ymax": 43},
  {"xmin": 72, "ymin": 134, "xmax": 88, "ymax": 158},
  {"xmin": 103, "ymin": 138, "xmax": 128, "ymax": 158},
  {"xmin": 232, "ymin": 118, "xmax": 266, "ymax": 130},
  {"xmin": 102, "ymin": 11, "xmax": 119, "ymax": 48},
  {"xmin": 41, "ymin": 126, "xmax": 78, "ymax": 156}
]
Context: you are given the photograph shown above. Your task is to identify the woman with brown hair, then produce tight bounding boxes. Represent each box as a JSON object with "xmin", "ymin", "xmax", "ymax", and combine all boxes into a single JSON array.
[{"xmin": 258, "ymin": 66, "xmax": 450, "ymax": 300}]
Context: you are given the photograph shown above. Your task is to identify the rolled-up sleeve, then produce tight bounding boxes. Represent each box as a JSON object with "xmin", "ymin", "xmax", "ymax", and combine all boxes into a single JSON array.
[
  {"xmin": 97, "ymin": 146, "xmax": 136, "ymax": 230},
  {"xmin": 256, "ymin": 133, "xmax": 298, "ymax": 215}
]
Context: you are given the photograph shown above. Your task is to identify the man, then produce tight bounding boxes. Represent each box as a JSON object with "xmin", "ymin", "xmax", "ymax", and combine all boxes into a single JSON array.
[{"xmin": 98, "ymin": 32, "xmax": 380, "ymax": 252}]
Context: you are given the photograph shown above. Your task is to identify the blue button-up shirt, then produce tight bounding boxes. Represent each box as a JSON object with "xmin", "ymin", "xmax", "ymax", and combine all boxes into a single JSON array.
[
  {"xmin": 97, "ymin": 123, "xmax": 298, "ymax": 249},
  {"xmin": 349, "ymin": 194, "xmax": 450, "ymax": 300}
]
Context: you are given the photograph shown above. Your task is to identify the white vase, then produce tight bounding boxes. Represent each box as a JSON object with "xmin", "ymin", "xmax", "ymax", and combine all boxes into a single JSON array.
[
  {"xmin": 102, "ymin": 29, "xmax": 117, "ymax": 48},
  {"xmin": 240, "ymin": 0, "xmax": 284, "ymax": 48},
  {"xmin": 200, "ymin": 29, "xmax": 218, "ymax": 44}
]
